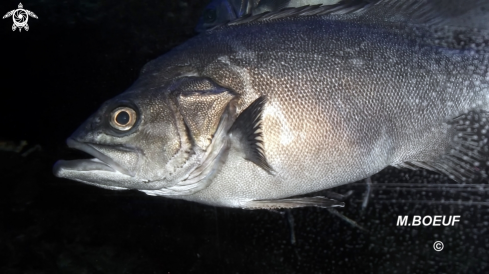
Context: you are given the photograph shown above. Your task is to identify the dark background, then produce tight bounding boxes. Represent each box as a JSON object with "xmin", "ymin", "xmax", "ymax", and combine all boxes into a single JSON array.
[{"xmin": 1, "ymin": 0, "xmax": 488, "ymax": 273}]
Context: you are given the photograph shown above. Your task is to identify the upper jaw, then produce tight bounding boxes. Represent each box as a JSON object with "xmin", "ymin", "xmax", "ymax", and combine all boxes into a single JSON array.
[{"xmin": 54, "ymin": 138, "xmax": 135, "ymax": 177}]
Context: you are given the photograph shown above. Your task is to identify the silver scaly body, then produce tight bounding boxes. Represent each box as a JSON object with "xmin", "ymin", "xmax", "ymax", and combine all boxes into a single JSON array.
[{"xmin": 54, "ymin": 1, "xmax": 489, "ymax": 209}]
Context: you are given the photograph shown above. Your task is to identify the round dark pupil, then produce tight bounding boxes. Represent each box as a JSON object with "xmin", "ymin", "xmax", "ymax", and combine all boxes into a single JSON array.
[
  {"xmin": 203, "ymin": 9, "xmax": 217, "ymax": 23},
  {"xmin": 116, "ymin": 111, "xmax": 130, "ymax": 125}
]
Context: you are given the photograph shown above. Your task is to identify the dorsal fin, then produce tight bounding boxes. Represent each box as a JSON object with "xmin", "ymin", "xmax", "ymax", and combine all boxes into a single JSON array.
[
  {"xmin": 207, "ymin": 0, "xmax": 468, "ymax": 31},
  {"xmin": 208, "ymin": 0, "xmax": 372, "ymax": 30}
]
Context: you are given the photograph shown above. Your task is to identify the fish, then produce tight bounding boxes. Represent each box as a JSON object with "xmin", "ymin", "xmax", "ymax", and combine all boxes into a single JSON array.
[
  {"xmin": 54, "ymin": 0, "xmax": 489, "ymax": 209},
  {"xmin": 196, "ymin": 0, "xmax": 341, "ymax": 32}
]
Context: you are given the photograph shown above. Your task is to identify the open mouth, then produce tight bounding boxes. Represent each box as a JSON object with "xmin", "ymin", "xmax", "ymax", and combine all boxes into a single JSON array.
[{"xmin": 53, "ymin": 138, "xmax": 133, "ymax": 176}]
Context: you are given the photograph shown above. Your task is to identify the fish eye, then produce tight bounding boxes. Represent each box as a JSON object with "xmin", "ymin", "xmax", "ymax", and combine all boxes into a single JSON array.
[
  {"xmin": 203, "ymin": 8, "xmax": 217, "ymax": 23},
  {"xmin": 110, "ymin": 107, "xmax": 137, "ymax": 131}
]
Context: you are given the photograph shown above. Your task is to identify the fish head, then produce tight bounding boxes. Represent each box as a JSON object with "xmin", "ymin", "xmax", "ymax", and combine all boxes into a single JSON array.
[
  {"xmin": 53, "ymin": 89, "xmax": 180, "ymax": 191},
  {"xmin": 53, "ymin": 77, "xmax": 237, "ymax": 193}
]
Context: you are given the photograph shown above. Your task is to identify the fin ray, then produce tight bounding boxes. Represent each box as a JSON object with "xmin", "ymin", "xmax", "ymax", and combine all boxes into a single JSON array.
[
  {"xmin": 229, "ymin": 96, "xmax": 274, "ymax": 174},
  {"xmin": 211, "ymin": 0, "xmax": 447, "ymax": 30},
  {"xmin": 395, "ymin": 110, "xmax": 489, "ymax": 182},
  {"xmin": 245, "ymin": 196, "xmax": 345, "ymax": 209}
]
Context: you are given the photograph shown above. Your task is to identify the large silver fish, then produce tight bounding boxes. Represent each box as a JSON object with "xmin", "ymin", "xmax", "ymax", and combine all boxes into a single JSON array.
[{"xmin": 54, "ymin": 0, "xmax": 489, "ymax": 209}]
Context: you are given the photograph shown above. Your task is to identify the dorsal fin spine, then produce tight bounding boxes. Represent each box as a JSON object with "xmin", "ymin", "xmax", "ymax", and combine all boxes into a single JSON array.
[{"xmin": 208, "ymin": 0, "xmax": 371, "ymax": 31}]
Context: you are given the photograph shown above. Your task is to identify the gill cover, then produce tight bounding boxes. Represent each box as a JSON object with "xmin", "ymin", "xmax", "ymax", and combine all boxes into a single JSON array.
[
  {"xmin": 172, "ymin": 77, "xmax": 237, "ymax": 150},
  {"xmin": 144, "ymin": 77, "xmax": 239, "ymax": 196},
  {"xmin": 143, "ymin": 77, "xmax": 275, "ymax": 197}
]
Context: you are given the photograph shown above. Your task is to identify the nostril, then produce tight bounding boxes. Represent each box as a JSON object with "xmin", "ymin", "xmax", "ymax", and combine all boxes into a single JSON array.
[{"xmin": 90, "ymin": 116, "xmax": 102, "ymax": 131}]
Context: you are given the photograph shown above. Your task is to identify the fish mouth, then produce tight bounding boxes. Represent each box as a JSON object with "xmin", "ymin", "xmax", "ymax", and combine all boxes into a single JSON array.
[{"xmin": 53, "ymin": 138, "xmax": 134, "ymax": 177}]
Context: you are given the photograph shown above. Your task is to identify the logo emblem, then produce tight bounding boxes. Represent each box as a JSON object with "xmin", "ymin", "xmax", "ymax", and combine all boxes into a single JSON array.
[{"xmin": 3, "ymin": 3, "xmax": 38, "ymax": 32}]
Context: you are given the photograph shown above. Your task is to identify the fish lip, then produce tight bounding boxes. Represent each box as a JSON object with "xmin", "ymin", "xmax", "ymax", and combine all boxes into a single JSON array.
[{"xmin": 64, "ymin": 138, "xmax": 135, "ymax": 177}]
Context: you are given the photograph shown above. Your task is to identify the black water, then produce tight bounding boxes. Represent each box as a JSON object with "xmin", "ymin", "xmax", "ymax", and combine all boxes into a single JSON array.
[{"xmin": 1, "ymin": 0, "xmax": 488, "ymax": 273}]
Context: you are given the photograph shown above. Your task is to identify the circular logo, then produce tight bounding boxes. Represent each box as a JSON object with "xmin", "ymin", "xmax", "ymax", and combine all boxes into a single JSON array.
[
  {"xmin": 13, "ymin": 9, "xmax": 27, "ymax": 26},
  {"xmin": 433, "ymin": 241, "xmax": 444, "ymax": 251}
]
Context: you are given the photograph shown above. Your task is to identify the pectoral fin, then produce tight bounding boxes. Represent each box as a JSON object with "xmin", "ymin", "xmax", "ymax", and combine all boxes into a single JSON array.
[{"xmin": 229, "ymin": 96, "xmax": 274, "ymax": 174}]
